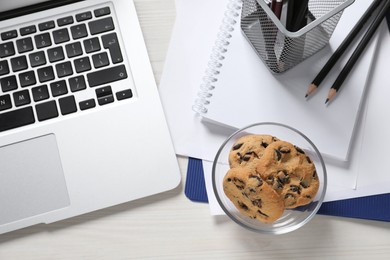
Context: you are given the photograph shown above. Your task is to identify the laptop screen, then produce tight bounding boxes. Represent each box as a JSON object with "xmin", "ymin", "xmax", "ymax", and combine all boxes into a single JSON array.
[{"xmin": 0, "ymin": 0, "xmax": 50, "ymax": 13}]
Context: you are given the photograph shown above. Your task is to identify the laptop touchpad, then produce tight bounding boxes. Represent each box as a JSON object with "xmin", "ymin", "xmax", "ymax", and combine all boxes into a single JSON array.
[{"xmin": 0, "ymin": 134, "xmax": 70, "ymax": 226}]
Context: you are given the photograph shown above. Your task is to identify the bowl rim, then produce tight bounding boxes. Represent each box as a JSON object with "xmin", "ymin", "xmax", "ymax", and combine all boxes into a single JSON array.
[{"xmin": 212, "ymin": 122, "xmax": 328, "ymax": 234}]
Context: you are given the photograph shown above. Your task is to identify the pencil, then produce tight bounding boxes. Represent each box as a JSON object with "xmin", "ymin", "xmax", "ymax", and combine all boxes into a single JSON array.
[
  {"xmin": 305, "ymin": 0, "xmax": 382, "ymax": 98},
  {"xmin": 273, "ymin": 0, "xmax": 283, "ymax": 19},
  {"xmin": 325, "ymin": 0, "xmax": 390, "ymax": 104}
]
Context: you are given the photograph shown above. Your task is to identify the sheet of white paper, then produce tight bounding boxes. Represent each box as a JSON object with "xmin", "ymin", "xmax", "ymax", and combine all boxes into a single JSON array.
[
  {"xmin": 355, "ymin": 24, "xmax": 390, "ymax": 189},
  {"xmin": 159, "ymin": 0, "xmax": 236, "ymax": 161}
]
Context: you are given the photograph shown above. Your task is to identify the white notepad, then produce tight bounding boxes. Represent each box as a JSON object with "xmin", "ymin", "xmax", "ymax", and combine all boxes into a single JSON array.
[{"xmin": 192, "ymin": 0, "xmax": 379, "ymax": 161}]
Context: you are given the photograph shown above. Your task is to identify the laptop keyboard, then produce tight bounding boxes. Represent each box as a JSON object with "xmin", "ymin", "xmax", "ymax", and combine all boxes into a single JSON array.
[{"xmin": 0, "ymin": 6, "xmax": 133, "ymax": 132}]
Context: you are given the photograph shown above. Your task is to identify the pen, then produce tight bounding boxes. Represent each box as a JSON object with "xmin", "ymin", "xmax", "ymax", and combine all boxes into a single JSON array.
[{"xmin": 272, "ymin": 0, "xmax": 283, "ymax": 19}]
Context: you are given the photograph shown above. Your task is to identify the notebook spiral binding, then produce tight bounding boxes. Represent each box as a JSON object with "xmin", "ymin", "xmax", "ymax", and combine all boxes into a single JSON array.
[{"xmin": 192, "ymin": 0, "xmax": 243, "ymax": 115}]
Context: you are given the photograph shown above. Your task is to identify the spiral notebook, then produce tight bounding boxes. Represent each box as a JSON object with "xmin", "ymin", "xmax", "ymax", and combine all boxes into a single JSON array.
[{"xmin": 192, "ymin": 0, "xmax": 379, "ymax": 161}]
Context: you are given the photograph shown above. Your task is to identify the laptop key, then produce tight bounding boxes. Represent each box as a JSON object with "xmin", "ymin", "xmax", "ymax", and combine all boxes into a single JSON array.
[
  {"xmin": 92, "ymin": 52, "xmax": 109, "ymax": 68},
  {"xmin": 84, "ymin": 37, "xmax": 101, "ymax": 53},
  {"xmin": 19, "ymin": 71, "xmax": 36, "ymax": 87},
  {"xmin": 94, "ymin": 7, "xmax": 111, "ymax": 17},
  {"xmin": 57, "ymin": 16, "xmax": 74, "ymax": 27},
  {"xmin": 59, "ymin": 96, "xmax": 77, "ymax": 115},
  {"xmin": 50, "ymin": 80, "xmax": 68, "ymax": 97},
  {"xmin": 116, "ymin": 89, "xmax": 133, "ymax": 101},
  {"xmin": 0, "ymin": 106, "xmax": 35, "ymax": 132},
  {"xmin": 29, "ymin": 51, "xmax": 47, "ymax": 67},
  {"xmin": 53, "ymin": 28, "xmax": 70, "ymax": 44},
  {"xmin": 13, "ymin": 90, "xmax": 31, "ymax": 107},
  {"xmin": 79, "ymin": 99, "xmax": 96, "ymax": 110},
  {"xmin": 39, "ymin": 21, "xmax": 55, "ymax": 31},
  {"xmin": 36, "ymin": 100, "xmax": 58, "ymax": 121},
  {"xmin": 37, "ymin": 66, "xmax": 55, "ymax": 82},
  {"xmin": 69, "ymin": 76, "xmax": 87, "ymax": 92},
  {"xmin": 98, "ymin": 95, "xmax": 114, "ymax": 106},
  {"xmin": 32, "ymin": 85, "xmax": 49, "ymax": 102},
  {"xmin": 89, "ymin": 17, "xmax": 115, "ymax": 35},
  {"xmin": 0, "ymin": 94, "xmax": 12, "ymax": 111},
  {"xmin": 1, "ymin": 30, "xmax": 17, "ymax": 41},
  {"xmin": 0, "ymin": 60, "xmax": 10, "ymax": 76},
  {"xmin": 20, "ymin": 25, "xmax": 36, "ymax": 36},
  {"xmin": 65, "ymin": 42, "xmax": 83, "ymax": 58},
  {"xmin": 87, "ymin": 65, "xmax": 127, "ymax": 87},
  {"xmin": 0, "ymin": 75, "xmax": 18, "ymax": 92},
  {"xmin": 70, "ymin": 24, "xmax": 88, "ymax": 40},
  {"xmin": 48, "ymin": 46, "xmax": 65, "ymax": 62},
  {"xmin": 74, "ymin": 57, "xmax": 91, "ymax": 73},
  {"xmin": 76, "ymin": 11, "xmax": 92, "ymax": 22},
  {"xmin": 16, "ymin": 37, "xmax": 34, "ymax": 54},
  {"xmin": 35, "ymin": 33, "xmax": 52, "ymax": 49},
  {"xmin": 95, "ymin": 86, "xmax": 112, "ymax": 98},
  {"xmin": 56, "ymin": 61, "xmax": 73, "ymax": 78},
  {"xmin": 0, "ymin": 42, "xmax": 15, "ymax": 58},
  {"xmin": 102, "ymin": 33, "xmax": 123, "ymax": 64},
  {"xmin": 11, "ymin": 56, "xmax": 28, "ymax": 72}
]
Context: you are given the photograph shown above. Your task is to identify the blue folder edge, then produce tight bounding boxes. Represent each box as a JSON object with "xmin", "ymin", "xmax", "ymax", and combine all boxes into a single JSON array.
[{"xmin": 185, "ymin": 157, "xmax": 390, "ymax": 222}]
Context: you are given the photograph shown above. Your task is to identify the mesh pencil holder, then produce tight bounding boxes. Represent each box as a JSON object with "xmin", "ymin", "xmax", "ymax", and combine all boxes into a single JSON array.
[{"xmin": 241, "ymin": 0, "xmax": 355, "ymax": 73}]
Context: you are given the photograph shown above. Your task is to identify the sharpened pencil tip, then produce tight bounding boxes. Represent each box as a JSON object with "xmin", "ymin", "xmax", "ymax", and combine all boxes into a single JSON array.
[
  {"xmin": 325, "ymin": 88, "xmax": 337, "ymax": 105},
  {"xmin": 305, "ymin": 83, "xmax": 318, "ymax": 98}
]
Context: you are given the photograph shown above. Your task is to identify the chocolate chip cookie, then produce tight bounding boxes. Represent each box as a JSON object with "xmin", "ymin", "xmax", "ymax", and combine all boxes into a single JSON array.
[
  {"xmin": 256, "ymin": 141, "xmax": 319, "ymax": 208},
  {"xmin": 223, "ymin": 167, "xmax": 285, "ymax": 223},
  {"xmin": 229, "ymin": 134, "xmax": 279, "ymax": 169}
]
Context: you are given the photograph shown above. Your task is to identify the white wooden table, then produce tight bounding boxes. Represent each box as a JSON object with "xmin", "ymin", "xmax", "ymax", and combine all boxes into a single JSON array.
[{"xmin": 1, "ymin": 0, "xmax": 390, "ymax": 259}]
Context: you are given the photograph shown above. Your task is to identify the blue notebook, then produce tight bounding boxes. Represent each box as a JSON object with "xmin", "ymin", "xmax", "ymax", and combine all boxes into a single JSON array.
[{"xmin": 185, "ymin": 158, "xmax": 390, "ymax": 222}]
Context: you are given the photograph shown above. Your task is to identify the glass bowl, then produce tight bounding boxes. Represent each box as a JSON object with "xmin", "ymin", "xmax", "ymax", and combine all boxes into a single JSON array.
[{"xmin": 212, "ymin": 122, "xmax": 327, "ymax": 234}]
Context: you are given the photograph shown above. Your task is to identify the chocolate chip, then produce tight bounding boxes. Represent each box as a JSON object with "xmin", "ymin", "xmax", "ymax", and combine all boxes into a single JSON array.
[
  {"xmin": 284, "ymin": 193, "xmax": 296, "ymax": 206},
  {"xmin": 261, "ymin": 142, "xmax": 268, "ymax": 148},
  {"xmin": 235, "ymin": 184, "xmax": 244, "ymax": 190},
  {"xmin": 313, "ymin": 170, "xmax": 317, "ymax": 178},
  {"xmin": 275, "ymin": 149, "xmax": 282, "ymax": 161},
  {"xmin": 265, "ymin": 176, "xmax": 274, "ymax": 185},
  {"xmin": 285, "ymin": 193, "xmax": 295, "ymax": 199},
  {"xmin": 290, "ymin": 185, "xmax": 301, "ymax": 194},
  {"xmin": 233, "ymin": 177, "xmax": 245, "ymax": 190},
  {"xmin": 227, "ymin": 178, "xmax": 232, "ymax": 182},
  {"xmin": 277, "ymin": 170, "xmax": 290, "ymax": 184},
  {"xmin": 257, "ymin": 209, "xmax": 269, "ymax": 218},
  {"xmin": 242, "ymin": 155, "xmax": 251, "ymax": 161},
  {"xmin": 233, "ymin": 177, "xmax": 245, "ymax": 185},
  {"xmin": 279, "ymin": 146, "xmax": 291, "ymax": 154},
  {"xmin": 305, "ymin": 195, "xmax": 312, "ymax": 199},
  {"xmin": 249, "ymin": 175, "xmax": 263, "ymax": 186},
  {"xmin": 272, "ymin": 180, "xmax": 283, "ymax": 191},
  {"xmin": 232, "ymin": 143, "xmax": 243, "ymax": 150},
  {"xmin": 295, "ymin": 146, "xmax": 305, "ymax": 154},
  {"xmin": 246, "ymin": 151, "xmax": 259, "ymax": 159},
  {"xmin": 252, "ymin": 199, "xmax": 262, "ymax": 208},
  {"xmin": 300, "ymin": 180, "xmax": 309, "ymax": 188},
  {"xmin": 306, "ymin": 156, "xmax": 312, "ymax": 164},
  {"xmin": 238, "ymin": 201, "xmax": 249, "ymax": 211}
]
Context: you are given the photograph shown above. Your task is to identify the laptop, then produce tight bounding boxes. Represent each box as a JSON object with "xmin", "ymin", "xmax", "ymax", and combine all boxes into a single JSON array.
[{"xmin": 0, "ymin": 0, "xmax": 181, "ymax": 235}]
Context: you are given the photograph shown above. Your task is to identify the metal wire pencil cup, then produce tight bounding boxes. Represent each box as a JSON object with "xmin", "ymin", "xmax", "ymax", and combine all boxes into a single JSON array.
[{"xmin": 241, "ymin": 0, "xmax": 355, "ymax": 73}]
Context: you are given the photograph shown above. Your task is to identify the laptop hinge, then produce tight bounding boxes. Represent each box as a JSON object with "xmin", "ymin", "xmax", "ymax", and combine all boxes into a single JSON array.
[{"xmin": 0, "ymin": 0, "xmax": 85, "ymax": 22}]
